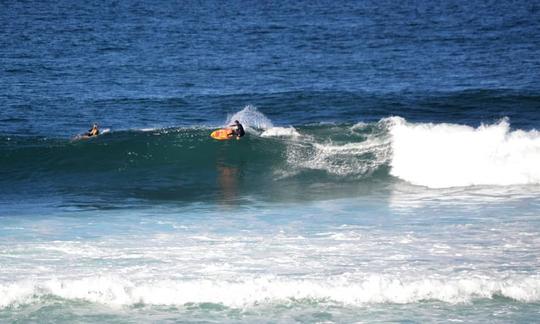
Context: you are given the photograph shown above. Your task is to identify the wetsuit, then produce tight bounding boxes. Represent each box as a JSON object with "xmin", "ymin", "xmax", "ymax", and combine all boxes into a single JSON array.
[
  {"xmin": 87, "ymin": 128, "xmax": 99, "ymax": 137},
  {"xmin": 235, "ymin": 123, "xmax": 245, "ymax": 137}
]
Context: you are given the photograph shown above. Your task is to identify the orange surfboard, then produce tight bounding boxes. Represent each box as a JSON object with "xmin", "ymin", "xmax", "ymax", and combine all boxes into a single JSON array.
[{"xmin": 210, "ymin": 128, "xmax": 234, "ymax": 140}]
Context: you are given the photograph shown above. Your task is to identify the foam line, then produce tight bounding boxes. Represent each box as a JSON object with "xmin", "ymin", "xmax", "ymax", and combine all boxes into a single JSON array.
[
  {"xmin": 261, "ymin": 127, "xmax": 301, "ymax": 138},
  {"xmin": 1, "ymin": 275, "xmax": 539, "ymax": 308}
]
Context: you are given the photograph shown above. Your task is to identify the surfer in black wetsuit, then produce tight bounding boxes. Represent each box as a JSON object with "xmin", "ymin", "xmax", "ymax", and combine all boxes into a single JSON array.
[
  {"xmin": 86, "ymin": 124, "xmax": 100, "ymax": 137},
  {"xmin": 229, "ymin": 120, "xmax": 245, "ymax": 139}
]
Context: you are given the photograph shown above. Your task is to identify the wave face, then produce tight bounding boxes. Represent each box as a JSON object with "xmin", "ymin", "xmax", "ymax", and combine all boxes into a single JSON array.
[
  {"xmin": 0, "ymin": 107, "xmax": 392, "ymax": 204},
  {"xmin": 2, "ymin": 108, "xmax": 540, "ymax": 206}
]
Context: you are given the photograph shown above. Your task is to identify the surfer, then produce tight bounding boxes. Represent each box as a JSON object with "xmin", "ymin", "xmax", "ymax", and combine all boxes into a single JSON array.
[
  {"xmin": 209, "ymin": 120, "xmax": 244, "ymax": 141},
  {"xmin": 229, "ymin": 120, "xmax": 245, "ymax": 139},
  {"xmin": 85, "ymin": 123, "xmax": 100, "ymax": 137},
  {"xmin": 71, "ymin": 123, "xmax": 103, "ymax": 141}
]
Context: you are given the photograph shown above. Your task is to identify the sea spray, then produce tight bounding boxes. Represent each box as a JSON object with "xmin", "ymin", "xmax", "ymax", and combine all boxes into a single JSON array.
[{"xmin": 226, "ymin": 105, "xmax": 274, "ymax": 130}]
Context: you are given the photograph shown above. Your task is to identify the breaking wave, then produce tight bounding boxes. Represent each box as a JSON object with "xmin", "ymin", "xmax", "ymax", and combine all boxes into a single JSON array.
[
  {"xmin": 388, "ymin": 117, "xmax": 540, "ymax": 188},
  {"xmin": 2, "ymin": 274, "xmax": 539, "ymax": 308},
  {"xmin": 1, "ymin": 106, "xmax": 539, "ymax": 200}
]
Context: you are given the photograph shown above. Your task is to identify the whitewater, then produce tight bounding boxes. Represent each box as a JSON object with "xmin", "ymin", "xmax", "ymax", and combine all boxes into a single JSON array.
[
  {"xmin": 389, "ymin": 117, "xmax": 540, "ymax": 188},
  {"xmin": 1, "ymin": 193, "xmax": 539, "ymax": 322}
]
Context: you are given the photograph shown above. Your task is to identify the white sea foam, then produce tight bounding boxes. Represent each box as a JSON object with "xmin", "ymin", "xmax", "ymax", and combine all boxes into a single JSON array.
[
  {"xmin": 286, "ymin": 136, "xmax": 391, "ymax": 176},
  {"xmin": 261, "ymin": 127, "xmax": 301, "ymax": 138},
  {"xmin": 350, "ymin": 121, "xmax": 368, "ymax": 130},
  {"xmin": 1, "ymin": 274, "xmax": 539, "ymax": 308},
  {"xmin": 141, "ymin": 127, "xmax": 159, "ymax": 132},
  {"xmin": 387, "ymin": 117, "xmax": 540, "ymax": 188}
]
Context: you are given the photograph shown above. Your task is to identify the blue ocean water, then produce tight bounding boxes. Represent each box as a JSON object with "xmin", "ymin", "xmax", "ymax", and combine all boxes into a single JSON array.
[{"xmin": 1, "ymin": 0, "xmax": 540, "ymax": 322}]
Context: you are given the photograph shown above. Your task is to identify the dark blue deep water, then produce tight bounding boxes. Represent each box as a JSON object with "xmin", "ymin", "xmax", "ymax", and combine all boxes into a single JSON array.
[
  {"xmin": 1, "ymin": 1, "xmax": 540, "ymax": 323},
  {"xmin": 2, "ymin": 0, "xmax": 540, "ymax": 136}
]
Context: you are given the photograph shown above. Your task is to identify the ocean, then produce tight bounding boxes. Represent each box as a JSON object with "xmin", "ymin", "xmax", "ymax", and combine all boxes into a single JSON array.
[{"xmin": 1, "ymin": 0, "xmax": 540, "ymax": 322}]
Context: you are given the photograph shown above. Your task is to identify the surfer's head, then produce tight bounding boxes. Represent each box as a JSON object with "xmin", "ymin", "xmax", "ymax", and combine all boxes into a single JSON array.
[{"xmin": 234, "ymin": 120, "xmax": 240, "ymax": 125}]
